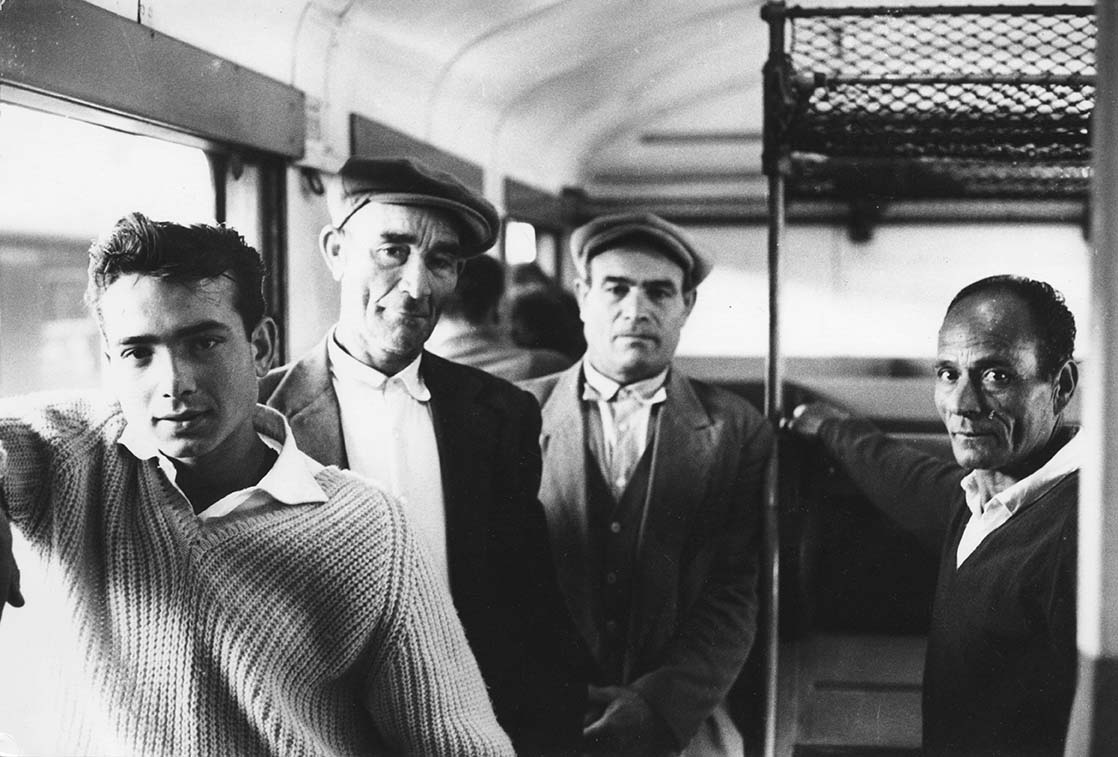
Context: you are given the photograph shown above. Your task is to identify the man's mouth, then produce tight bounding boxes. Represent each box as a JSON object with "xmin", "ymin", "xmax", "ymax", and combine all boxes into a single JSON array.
[
  {"xmin": 155, "ymin": 410, "xmax": 209, "ymax": 429},
  {"xmin": 382, "ymin": 306, "xmax": 431, "ymax": 320},
  {"xmin": 952, "ymin": 429, "xmax": 997, "ymax": 441}
]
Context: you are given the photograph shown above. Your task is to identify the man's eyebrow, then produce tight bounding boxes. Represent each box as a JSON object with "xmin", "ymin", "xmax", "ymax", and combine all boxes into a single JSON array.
[
  {"xmin": 601, "ymin": 274, "xmax": 637, "ymax": 285},
  {"xmin": 380, "ymin": 231, "xmax": 418, "ymax": 244},
  {"xmin": 115, "ymin": 320, "xmax": 232, "ymax": 346},
  {"xmin": 934, "ymin": 356, "xmax": 1012, "ymax": 370},
  {"xmin": 380, "ymin": 231, "xmax": 461, "ymax": 255}
]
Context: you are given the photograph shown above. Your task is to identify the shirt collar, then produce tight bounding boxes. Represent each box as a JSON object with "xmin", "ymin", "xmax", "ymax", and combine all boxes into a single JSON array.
[
  {"xmin": 581, "ymin": 359, "xmax": 668, "ymax": 404},
  {"xmin": 327, "ymin": 327, "xmax": 431, "ymax": 402},
  {"xmin": 118, "ymin": 405, "xmax": 328, "ymax": 509},
  {"xmin": 960, "ymin": 430, "xmax": 1082, "ymax": 517}
]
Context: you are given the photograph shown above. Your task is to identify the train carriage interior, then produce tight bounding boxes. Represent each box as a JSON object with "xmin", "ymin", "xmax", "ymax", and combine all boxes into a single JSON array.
[{"xmin": 0, "ymin": 0, "xmax": 1104, "ymax": 754}]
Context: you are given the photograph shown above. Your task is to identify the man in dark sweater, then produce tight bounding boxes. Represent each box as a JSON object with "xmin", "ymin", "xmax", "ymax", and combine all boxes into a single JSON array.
[{"xmin": 789, "ymin": 274, "xmax": 1080, "ymax": 756}]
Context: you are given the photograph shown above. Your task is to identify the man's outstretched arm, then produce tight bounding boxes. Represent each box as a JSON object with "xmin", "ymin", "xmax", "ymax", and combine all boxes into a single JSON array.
[{"xmin": 788, "ymin": 402, "xmax": 965, "ymax": 549}]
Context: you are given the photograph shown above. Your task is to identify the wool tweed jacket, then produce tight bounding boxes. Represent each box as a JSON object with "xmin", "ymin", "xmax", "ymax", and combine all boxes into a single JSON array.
[
  {"xmin": 260, "ymin": 339, "xmax": 587, "ymax": 754},
  {"xmin": 522, "ymin": 363, "xmax": 772, "ymax": 750}
]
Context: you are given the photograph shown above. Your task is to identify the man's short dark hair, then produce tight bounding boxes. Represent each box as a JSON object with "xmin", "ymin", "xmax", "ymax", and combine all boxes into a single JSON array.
[
  {"xmin": 85, "ymin": 212, "xmax": 267, "ymax": 335},
  {"xmin": 946, "ymin": 274, "xmax": 1076, "ymax": 379},
  {"xmin": 442, "ymin": 254, "xmax": 505, "ymax": 324}
]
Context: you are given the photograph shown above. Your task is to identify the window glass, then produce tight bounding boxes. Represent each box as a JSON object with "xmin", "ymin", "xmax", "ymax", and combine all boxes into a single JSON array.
[
  {"xmin": 0, "ymin": 102, "xmax": 215, "ymax": 755},
  {"xmin": 504, "ymin": 219, "xmax": 538, "ymax": 265},
  {"xmin": 0, "ymin": 103, "xmax": 214, "ymax": 394},
  {"xmin": 678, "ymin": 222, "xmax": 1089, "ymax": 362},
  {"xmin": 535, "ymin": 228, "xmax": 559, "ymax": 277}
]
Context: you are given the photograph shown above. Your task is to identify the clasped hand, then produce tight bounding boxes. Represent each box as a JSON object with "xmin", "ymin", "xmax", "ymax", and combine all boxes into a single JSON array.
[{"xmin": 582, "ymin": 684, "xmax": 674, "ymax": 756}]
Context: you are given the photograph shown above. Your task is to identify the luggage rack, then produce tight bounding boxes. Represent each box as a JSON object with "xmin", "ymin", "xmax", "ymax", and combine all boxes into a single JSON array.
[{"xmin": 763, "ymin": 3, "xmax": 1095, "ymax": 200}]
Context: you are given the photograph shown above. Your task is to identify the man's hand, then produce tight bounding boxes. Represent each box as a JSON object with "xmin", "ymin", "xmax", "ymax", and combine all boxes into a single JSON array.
[
  {"xmin": 0, "ymin": 513, "xmax": 24, "ymax": 622},
  {"xmin": 786, "ymin": 402, "xmax": 851, "ymax": 438},
  {"xmin": 582, "ymin": 685, "xmax": 674, "ymax": 755}
]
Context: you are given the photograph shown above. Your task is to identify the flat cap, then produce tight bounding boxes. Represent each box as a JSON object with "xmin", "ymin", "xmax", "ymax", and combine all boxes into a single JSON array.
[
  {"xmin": 327, "ymin": 157, "xmax": 500, "ymax": 256},
  {"xmin": 569, "ymin": 212, "xmax": 712, "ymax": 290}
]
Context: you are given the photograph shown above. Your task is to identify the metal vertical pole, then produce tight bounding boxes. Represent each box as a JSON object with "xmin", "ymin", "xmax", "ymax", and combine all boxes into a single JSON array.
[
  {"xmin": 760, "ymin": 3, "xmax": 788, "ymax": 755},
  {"xmin": 763, "ymin": 170, "xmax": 784, "ymax": 757},
  {"xmin": 1066, "ymin": 3, "xmax": 1118, "ymax": 754}
]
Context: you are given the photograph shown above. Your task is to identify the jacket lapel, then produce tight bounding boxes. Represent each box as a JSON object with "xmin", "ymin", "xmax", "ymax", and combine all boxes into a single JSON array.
[
  {"xmin": 266, "ymin": 338, "xmax": 347, "ymax": 467},
  {"xmin": 627, "ymin": 369, "xmax": 715, "ymax": 671},
  {"xmin": 538, "ymin": 364, "xmax": 600, "ymax": 654},
  {"xmin": 421, "ymin": 352, "xmax": 491, "ymax": 589}
]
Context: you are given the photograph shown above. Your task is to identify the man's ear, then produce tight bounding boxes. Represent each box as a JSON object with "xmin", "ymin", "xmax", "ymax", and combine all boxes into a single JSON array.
[
  {"xmin": 319, "ymin": 226, "xmax": 346, "ymax": 282},
  {"xmin": 682, "ymin": 288, "xmax": 697, "ymax": 318},
  {"xmin": 573, "ymin": 277, "xmax": 590, "ymax": 320},
  {"xmin": 250, "ymin": 317, "xmax": 279, "ymax": 377},
  {"xmin": 1053, "ymin": 359, "xmax": 1078, "ymax": 415}
]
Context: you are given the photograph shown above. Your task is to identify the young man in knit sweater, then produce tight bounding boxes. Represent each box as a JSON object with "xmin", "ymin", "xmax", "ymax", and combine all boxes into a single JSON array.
[
  {"xmin": 788, "ymin": 275, "xmax": 1080, "ymax": 756},
  {"xmin": 0, "ymin": 213, "xmax": 513, "ymax": 756}
]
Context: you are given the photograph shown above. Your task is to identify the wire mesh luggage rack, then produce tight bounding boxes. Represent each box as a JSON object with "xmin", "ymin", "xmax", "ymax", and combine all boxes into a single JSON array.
[{"xmin": 762, "ymin": 3, "xmax": 1096, "ymax": 200}]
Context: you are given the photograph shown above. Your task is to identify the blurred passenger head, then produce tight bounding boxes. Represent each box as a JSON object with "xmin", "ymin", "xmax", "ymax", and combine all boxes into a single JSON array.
[
  {"xmin": 442, "ymin": 254, "xmax": 506, "ymax": 326},
  {"xmin": 508, "ymin": 261, "xmax": 552, "ymax": 292},
  {"xmin": 509, "ymin": 287, "xmax": 586, "ymax": 361},
  {"xmin": 86, "ymin": 212, "xmax": 275, "ymax": 471},
  {"xmin": 319, "ymin": 157, "xmax": 500, "ymax": 376},
  {"xmin": 934, "ymin": 275, "xmax": 1077, "ymax": 476},
  {"xmin": 570, "ymin": 212, "xmax": 707, "ymax": 384}
]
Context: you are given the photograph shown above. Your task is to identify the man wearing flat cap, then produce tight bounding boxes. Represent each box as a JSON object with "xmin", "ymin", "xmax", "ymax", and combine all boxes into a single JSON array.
[
  {"xmin": 261, "ymin": 157, "xmax": 587, "ymax": 754},
  {"xmin": 521, "ymin": 212, "xmax": 772, "ymax": 756}
]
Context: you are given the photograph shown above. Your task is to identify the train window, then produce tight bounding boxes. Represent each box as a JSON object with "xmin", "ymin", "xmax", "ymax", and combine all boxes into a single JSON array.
[
  {"xmin": 0, "ymin": 102, "xmax": 214, "ymax": 394},
  {"xmin": 535, "ymin": 227, "xmax": 560, "ymax": 277},
  {"xmin": 504, "ymin": 219, "xmax": 538, "ymax": 265}
]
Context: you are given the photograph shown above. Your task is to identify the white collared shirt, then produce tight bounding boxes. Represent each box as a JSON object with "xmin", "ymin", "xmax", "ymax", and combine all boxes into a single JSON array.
[
  {"xmin": 118, "ymin": 405, "xmax": 327, "ymax": 521},
  {"xmin": 327, "ymin": 331, "xmax": 449, "ymax": 587},
  {"xmin": 955, "ymin": 432, "xmax": 1082, "ymax": 567},
  {"xmin": 582, "ymin": 360, "xmax": 668, "ymax": 493}
]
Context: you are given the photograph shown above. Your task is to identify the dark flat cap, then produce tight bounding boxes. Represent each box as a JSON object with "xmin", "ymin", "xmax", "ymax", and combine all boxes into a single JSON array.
[
  {"xmin": 570, "ymin": 212, "xmax": 712, "ymax": 290},
  {"xmin": 327, "ymin": 157, "xmax": 500, "ymax": 256}
]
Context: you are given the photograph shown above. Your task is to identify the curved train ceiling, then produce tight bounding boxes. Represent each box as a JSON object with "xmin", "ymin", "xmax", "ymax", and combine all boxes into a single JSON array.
[{"xmin": 82, "ymin": 0, "xmax": 1092, "ymax": 207}]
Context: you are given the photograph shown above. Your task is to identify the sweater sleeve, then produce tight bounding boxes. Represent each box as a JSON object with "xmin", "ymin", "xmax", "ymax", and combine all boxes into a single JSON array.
[
  {"xmin": 361, "ymin": 523, "xmax": 515, "ymax": 756},
  {"xmin": 817, "ymin": 415, "xmax": 965, "ymax": 553},
  {"xmin": 0, "ymin": 395, "xmax": 113, "ymax": 545}
]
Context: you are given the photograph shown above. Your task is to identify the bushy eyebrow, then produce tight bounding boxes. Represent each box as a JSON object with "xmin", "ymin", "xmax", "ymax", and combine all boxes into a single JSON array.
[
  {"xmin": 601, "ymin": 274, "xmax": 679, "ymax": 292},
  {"xmin": 379, "ymin": 231, "xmax": 461, "ymax": 256},
  {"xmin": 115, "ymin": 320, "xmax": 231, "ymax": 346}
]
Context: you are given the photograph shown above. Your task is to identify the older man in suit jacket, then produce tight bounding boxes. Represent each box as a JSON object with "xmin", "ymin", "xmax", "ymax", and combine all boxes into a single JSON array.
[
  {"xmin": 522, "ymin": 213, "xmax": 772, "ymax": 756},
  {"xmin": 261, "ymin": 157, "xmax": 586, "ymax": 754}
]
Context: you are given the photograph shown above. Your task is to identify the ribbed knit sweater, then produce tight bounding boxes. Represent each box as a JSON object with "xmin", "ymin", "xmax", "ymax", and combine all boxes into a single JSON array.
[{"xmin": 0, "ymin": 394, "xmax": 514, "ymax": 756}]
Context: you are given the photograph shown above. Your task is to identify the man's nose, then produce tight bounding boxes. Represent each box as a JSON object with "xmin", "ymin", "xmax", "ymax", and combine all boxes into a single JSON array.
[
  {"xmin": 397, "ymin": 254, "xmax": 432, "ymax": 299},
  {"xmin": 619, "ymin": 289, "xmax": 651, "ymax": 321},
  {"xmin": 944, "ymin": 373, "xmax": 984, "ymax": 417},
  {"xmin": 156, "ymin": 351, "xmax": 197, "ymax": 399}
]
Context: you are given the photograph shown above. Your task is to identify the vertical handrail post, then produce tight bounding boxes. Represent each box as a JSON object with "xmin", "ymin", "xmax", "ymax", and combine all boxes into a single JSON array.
[{"xmin": 760, "ymin": 3, "xmax": 789, "ymax": 755}]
